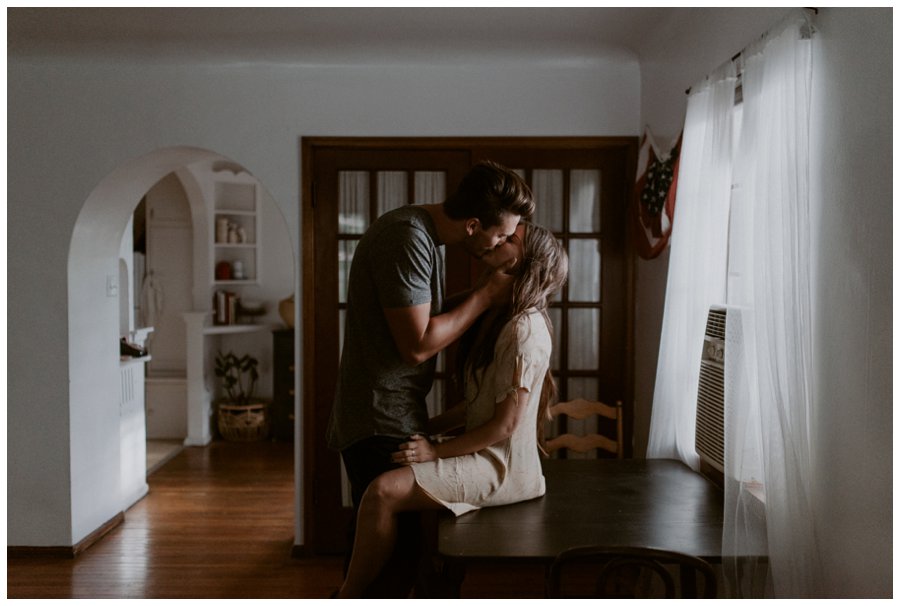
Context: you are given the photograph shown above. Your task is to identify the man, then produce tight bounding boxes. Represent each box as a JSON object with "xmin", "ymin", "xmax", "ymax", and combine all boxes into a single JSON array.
[{"xmin": 326, "ymin": 160, "xmax": 534, "ymax": 597}]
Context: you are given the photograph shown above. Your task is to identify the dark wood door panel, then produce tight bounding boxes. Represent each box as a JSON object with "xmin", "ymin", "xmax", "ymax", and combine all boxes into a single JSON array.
[{"xmin": 305, "ymin": 144, "xmax": 472, "ymax": 553}]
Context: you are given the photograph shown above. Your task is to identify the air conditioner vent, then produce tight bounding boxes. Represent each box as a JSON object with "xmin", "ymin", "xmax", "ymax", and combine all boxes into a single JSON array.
[
  {"xmin": 705, "ymin": 307, "xmax": 727, "ymax": 341},
  {"xmin": 695, "ymin": 306, "xmax": 726, "ymax": 473}
]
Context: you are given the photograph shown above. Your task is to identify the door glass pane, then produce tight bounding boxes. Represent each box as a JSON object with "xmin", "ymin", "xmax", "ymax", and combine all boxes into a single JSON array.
[
  {"xmin": 377, "ymin": 171, "xmax": 407, "ymax": 217},
  {"xmin": 339, "ymin": 171, "xmax": 369, "ymax": 234},
  {"xmin": 567, "ymin": 377, "xmax": 599, "ymax": 401},
  {"xmin": 339, "ymin": 309, "xmax": 346, "ymax": 359},
  {"xmin": 414, "ymin": 171, "xmax": 446, "ymax": 204},
  {"xmin": 570, "ymin": 169, "xmax": 601, "ymax": 232},
  {"xmin": 548, "ymin": 307, "xmax": 562, "ymax": 371},
  {"xmin": 435, "ymin": 349, "xmax": 445, "ymax": 373},
  {"xmin": 551, "ymin": 236, "xmax": 565, "ymax": 303},
  {"xmin": 568, "ymin": 309, "xmax": 600, "ymax": 370},
  {"xmin": 531, "ymin": 169, "xmax": 564, "ymax": 231},
  {"xmin": 338, "ymin": 240, "xmax": 357, "ymax": 304},
  {"xmin": 568, "ymin": 239, "xmax": 601, "ymax": 302},
  {"xmin": 426, "ymin": 379, "xmax": 445, "ymax": 419}
]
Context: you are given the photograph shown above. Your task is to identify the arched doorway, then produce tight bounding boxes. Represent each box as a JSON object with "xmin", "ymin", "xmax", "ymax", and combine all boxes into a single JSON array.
[{"xmin": 67, "ymin": 146, "xmax": 297, "ymax": 542}]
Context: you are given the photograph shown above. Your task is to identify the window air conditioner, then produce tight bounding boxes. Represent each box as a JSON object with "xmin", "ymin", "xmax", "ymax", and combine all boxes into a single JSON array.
[{"xmin": 695, "ymin": 305, "xmax": 726, "ymax": 476}]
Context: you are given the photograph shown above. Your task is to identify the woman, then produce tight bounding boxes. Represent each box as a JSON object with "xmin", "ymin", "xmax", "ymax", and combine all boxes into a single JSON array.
[{"xmin": 337, "ymin": 221, "xmax": 568, "ymax": 598}]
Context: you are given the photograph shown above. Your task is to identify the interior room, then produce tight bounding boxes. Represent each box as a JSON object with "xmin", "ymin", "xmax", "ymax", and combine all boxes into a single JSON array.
[{"xmin": 6, "ymin": 7, "xmax": 891, "ymax": 598}]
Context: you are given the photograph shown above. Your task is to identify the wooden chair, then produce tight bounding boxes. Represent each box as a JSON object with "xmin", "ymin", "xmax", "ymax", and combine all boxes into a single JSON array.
[
  {"xmin": 546, "ymin": 545, "xmax": 718, "ymax": 599},
  {"xmin": 545, "ymin": 398, "xmax": 624, "ymax": 458}
]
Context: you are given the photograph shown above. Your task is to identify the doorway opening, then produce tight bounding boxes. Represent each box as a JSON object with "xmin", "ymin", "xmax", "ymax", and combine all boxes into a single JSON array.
[{"xmin": 67, "ymin": 146, "xmax": 297, "ymax": 538}]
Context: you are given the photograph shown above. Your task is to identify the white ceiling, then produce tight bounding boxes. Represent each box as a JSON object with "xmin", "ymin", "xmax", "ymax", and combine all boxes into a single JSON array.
[{"xmin": 8, "ymin": 7, "xmax": 687, "ymax": 64}]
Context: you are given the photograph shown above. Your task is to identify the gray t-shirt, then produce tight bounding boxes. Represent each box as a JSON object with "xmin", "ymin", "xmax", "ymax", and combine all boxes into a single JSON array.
[{"xmin": 326, "ymin": 205, "xmax": 444, "ymax": 451}]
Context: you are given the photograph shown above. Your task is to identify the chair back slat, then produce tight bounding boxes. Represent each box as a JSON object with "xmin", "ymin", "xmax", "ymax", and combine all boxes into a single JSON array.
[
  {"xmin": 545, "ymin": 433, "xmax": 618, "ymax": 454},
  {"xmin": 546, "ymin": 398, "xmax": 624, "ymax": 458},
  {"xmin": 550, "ymin": 398, "xmax": 619, "ymax": 421}
]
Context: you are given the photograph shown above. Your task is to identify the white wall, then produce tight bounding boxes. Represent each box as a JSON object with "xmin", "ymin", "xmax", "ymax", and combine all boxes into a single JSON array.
[
  {"xmin": 118, "ymin": 218, "xmax": 134, "ymax": 336},
  {"xmin": 639, "ymin": 7, "xmax": 891, "ymax": 597},
  {"xmin": 808, "ymin": 8, "xmax": 892, "ymax": 597},
  {"xmin": 8, "ymin": 54, "xmax": 640, "ymax": 546}
]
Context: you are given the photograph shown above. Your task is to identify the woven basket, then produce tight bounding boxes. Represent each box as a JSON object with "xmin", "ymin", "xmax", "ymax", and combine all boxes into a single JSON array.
[{"xmin": 217, "ymin": 402, "xmax": 270, "ymax": 442}]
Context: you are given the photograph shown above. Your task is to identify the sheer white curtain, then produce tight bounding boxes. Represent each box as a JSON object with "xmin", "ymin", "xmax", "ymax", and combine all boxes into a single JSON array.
[
  {"xmin": 646, "ymin": 61, "xmax": 737, "ymax": 467},
  {"xmin": 377, "ymin": 171, "xmax": 407, "ymax": 216},
  {"xmin": 723, "ymin": 12, "xmax": 820, "ymax": 597}
]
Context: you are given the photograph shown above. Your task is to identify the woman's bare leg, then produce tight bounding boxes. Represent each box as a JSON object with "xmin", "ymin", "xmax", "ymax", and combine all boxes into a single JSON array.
[{"xmin": 337, "ymin": 466, "xmax": 442, "ymax": 598}]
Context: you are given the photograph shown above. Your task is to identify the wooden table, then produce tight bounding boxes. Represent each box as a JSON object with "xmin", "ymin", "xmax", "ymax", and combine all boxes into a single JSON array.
[{"xmin": 435, "ymin": 458, "xmax": 724, "ymax": 594}]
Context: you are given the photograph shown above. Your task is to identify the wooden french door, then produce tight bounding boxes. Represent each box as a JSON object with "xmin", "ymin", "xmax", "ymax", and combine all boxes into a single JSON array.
[{"xmin": 302, "ymin": 138, "xmax": 636, "ymax": 554}]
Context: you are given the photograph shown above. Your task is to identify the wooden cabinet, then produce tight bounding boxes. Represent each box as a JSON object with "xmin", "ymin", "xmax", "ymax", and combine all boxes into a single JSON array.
[
  {"xmin": 271, "ymin": 329, "xmax": 295, "ymax": 441},
  {"xmin": 120, "ymin": 356, "xmax": 150, "ymax": 508}
]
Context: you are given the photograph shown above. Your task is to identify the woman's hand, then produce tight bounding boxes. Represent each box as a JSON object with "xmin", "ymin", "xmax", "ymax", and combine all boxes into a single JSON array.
[{"xmin": 391, "ymin": 434, "xmax": 438, "ymax": 466}]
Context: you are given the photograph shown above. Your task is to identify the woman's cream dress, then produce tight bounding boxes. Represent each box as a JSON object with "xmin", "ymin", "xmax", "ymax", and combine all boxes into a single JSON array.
[{"xmin": 411, "ymin": 310, "xmax": 550, "ymax": 516}]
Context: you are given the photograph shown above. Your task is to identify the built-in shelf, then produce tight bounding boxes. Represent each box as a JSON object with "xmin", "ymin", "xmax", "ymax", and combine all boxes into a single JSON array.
[
  {"xmin": 202, "ymin": 323, "xmax": 278, "ymax": 336},
  {"xmin": 120, "ymin": 355, "xmax": 153, "ymax": 367},
  {"xmin": 184, "ymin": 312, "xmax": 282, "ymax": 447},
  {"xmin": 212, "ymin": 173, "xmax": 260, "ymax": 285}
]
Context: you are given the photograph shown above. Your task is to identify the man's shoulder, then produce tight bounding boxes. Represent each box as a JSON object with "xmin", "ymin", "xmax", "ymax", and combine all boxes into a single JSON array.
[
  {"xmin": 368, "ymin": 207, "xmax": 437, "ymax": 248},
  {"xmin": 375, "ymin": 205, "xmax": 428, "ymax": 227}
]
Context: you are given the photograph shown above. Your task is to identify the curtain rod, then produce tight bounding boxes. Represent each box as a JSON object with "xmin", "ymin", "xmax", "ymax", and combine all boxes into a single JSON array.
[{"xmin": 684, "ymin": 8, "xmax": 817, "ymax": 95}]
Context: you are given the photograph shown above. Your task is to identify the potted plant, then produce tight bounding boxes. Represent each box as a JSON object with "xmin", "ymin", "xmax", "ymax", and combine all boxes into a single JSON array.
[{"xmin": 214, "ymin": 350, "xmax": 269, "ymax": 441}]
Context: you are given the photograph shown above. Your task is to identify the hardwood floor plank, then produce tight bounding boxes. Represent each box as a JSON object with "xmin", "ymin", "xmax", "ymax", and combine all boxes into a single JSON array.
[
  {"xmin": 7, "ymin": 440, "xmax": 545, "ymax": 599},
  {"xmin": 8, "ymin": 441, "xmax": 343, "ymax": 599}
]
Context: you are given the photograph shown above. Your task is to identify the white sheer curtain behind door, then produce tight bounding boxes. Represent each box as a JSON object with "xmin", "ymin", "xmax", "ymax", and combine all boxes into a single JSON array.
[
  {"xmin": 723, "ymin": 12, "xmax": 820, "ymax": 597},
  {"xmin": 646, "ymin": 62, "xmax": 737, "ymax": 467}
]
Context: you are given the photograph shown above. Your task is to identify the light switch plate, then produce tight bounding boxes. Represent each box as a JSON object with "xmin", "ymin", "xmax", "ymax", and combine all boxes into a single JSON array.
[{"xmin": 106, "ymin": 274, "xmax": 118, "ymax": 297}]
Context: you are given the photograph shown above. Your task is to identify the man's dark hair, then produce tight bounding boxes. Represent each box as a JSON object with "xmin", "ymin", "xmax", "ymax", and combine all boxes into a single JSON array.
[{"xmin": 443, "ymin": 161, "xmax": 534, "ymax": 228}]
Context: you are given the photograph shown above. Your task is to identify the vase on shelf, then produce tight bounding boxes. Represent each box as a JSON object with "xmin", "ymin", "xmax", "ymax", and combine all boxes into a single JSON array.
[
  {"xmin": 215, "ymin": 261, "xmax": 232, "ymax": 281},
  {"xmin": 216, "ymin": 217, "xmax": 229, "ymax": 243},
  {"xmin": 279, "ymin": 295, "xmax": 295, "ymax": 328}
]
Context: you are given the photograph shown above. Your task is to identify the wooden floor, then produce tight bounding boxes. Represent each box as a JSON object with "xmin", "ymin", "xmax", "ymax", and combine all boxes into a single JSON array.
[{"xmin": 7, "ymin": 440, "xmax": 546, "ymax": 599}]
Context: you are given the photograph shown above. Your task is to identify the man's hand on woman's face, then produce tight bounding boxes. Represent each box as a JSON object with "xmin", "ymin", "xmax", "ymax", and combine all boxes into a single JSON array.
[{"xmin": 480, "ymin": 266, "xmax": 515, "ymax": 308}]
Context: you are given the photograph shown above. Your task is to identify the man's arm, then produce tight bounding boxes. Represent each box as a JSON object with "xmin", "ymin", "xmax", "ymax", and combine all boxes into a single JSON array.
[
  {"xmin": 383, "ymin": 288, "xmax": 487, "ymax": 367},
  {"xmin": 383, "ymin": 268, "xmax": 512, "ymax": 366}
]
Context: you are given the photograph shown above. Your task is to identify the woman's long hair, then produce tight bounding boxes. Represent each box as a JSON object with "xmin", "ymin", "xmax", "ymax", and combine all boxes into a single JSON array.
[{"xmin": 454, "ymin": 222, "xmax": 568, "ymax": 454}]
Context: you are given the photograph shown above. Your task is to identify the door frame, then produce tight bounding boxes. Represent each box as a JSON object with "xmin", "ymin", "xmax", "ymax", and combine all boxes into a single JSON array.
[{"xmin": 299, "ymin": 136, "xmax": 637, "ymax": 553}]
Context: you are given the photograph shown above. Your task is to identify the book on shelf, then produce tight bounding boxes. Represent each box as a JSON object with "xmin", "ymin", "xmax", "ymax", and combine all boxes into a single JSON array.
[{"xmin": 214, "ymin": 290, "xmax": 239, "ymax": 325}]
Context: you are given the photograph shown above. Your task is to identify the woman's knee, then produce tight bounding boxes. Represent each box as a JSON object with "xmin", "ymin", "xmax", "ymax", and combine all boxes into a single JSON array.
[{"xmin": 362, "ymin": 470, "xmax": 407, "ymax": 511}]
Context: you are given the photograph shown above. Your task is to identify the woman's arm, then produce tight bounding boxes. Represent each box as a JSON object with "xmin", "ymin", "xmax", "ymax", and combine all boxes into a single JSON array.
[{"xmin": 393, "ymin": 387, "xmax": 529, "ymax": 465}]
